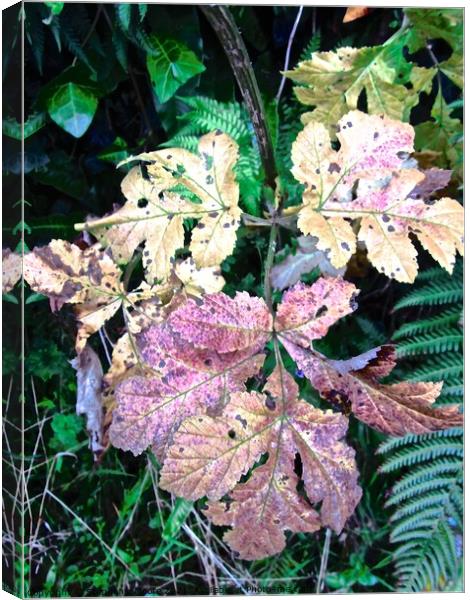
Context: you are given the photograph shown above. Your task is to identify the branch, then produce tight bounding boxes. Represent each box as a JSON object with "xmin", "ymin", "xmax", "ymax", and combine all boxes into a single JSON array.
[{"xmin": 200, "ymin": 5, "xmax": 276, "ymax": 188}]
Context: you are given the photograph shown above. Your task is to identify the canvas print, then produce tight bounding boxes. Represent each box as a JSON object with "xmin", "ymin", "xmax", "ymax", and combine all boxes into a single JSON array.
[{"xmin": 2, "ymin": 2, "xmax": 464, "ymax": 597}]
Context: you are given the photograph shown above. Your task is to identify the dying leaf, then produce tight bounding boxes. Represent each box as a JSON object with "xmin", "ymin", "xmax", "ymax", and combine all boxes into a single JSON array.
[
  {"xmin": 23, "ymin": 240, "xmax": 169, "ymax": 352},
  {"xmin": 343, "ymin": 6, "xmax": 371, "ymax": 23},
  {"xmin": 80, "ymin": 166, "xmax": 195, "ymax": 283},
  {"xmin": 23, "ymin": 240, "xmax": 123, "ymax": 309},
  {"xmin": 161, "ymin": 367, "xmax": 361, "ymax": 558},
  {"xmin": 274, "ymin": 277, "xmax": 358, "ymax": 347},
  {"xmin": 290, "ymin": 111, "xmax": 464, "ymax": 282},
  {"xmin": 70, "ymin": 345, "xmax": 104, "ymax": 457},
  {"xmin": 168, "ymin": 291, "xmax": 272, "ymax": 353},
  {"xmin": 284, "ymin": 40, "xmax": 424, "ymax": 131},
  {"xmin": 173, "ymin": 257, "xmax": 225, "ymax": 297},
  {"xmin": 280, "ymin": 341, "xmax": 462, "ymax": 436},
  {"xmin": 409, "ymin": 168, "xmax": 452, "ymax": 200},
  {"xmin": 119, "ymin": 131, "xmax": 242, "ymax": 268},
  {"xmin": 110, "ymin": 316, "xmax": 265, "ymax": 458},
  {"xmin": 271, "ymin": 235, "xmax": 346, "ymax": 291},
  {"xmin": 2, "ymin": 249, "xmax": 22, "ymax": 293}
]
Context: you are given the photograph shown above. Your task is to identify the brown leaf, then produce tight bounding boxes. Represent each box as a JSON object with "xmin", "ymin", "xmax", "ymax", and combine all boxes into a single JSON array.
[
  {"xmin": 280, "ymin": 340, "xmax": 462, "ymax": 436},
  {"xmin": 161, "ymin": 366, "xmax": 361, "ymax": 558},
  {"xmin": 70, "ymin": 345, "xmax": 104, "ymax": 458},
  {"xmin": 343, "ymin": 6, "xmax": 372, "ymax": 23}
]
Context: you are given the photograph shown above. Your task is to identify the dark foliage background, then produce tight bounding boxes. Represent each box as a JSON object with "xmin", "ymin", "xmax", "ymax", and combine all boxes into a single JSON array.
[{"xmin": 2, "ymin": 2, "xmax": 462, "ymax": 596}]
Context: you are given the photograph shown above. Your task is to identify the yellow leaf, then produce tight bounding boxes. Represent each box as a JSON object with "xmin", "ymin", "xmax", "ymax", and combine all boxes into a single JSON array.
[
  {"xmin": 285, "ymin": 42, "xmax": 415, "ymax": 133},
  {"xmin": 289, "ymin": 111, "xmax": 464, "ymax": 282}
]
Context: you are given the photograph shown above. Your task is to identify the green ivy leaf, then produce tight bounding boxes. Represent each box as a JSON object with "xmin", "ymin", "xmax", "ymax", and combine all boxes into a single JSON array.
[
  {"xmin": 3, "ymin": 112, "xmax": 46, "ymax": 140},
  {"xmin": 97, "ymin": 137, "xmax": 129, "ymax": 165},
  {"xmin": 47, "ymin": 83, "xmax": 98, "ymax": 138},
  {"xmin": 146, "ymin": 37, "xmax": 205, "ymax": 104},
  {"xmin": 44, "ymin": 2, "xmax": 64, "ymax": 16}
]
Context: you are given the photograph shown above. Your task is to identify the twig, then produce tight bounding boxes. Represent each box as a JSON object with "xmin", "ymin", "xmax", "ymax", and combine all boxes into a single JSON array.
[
  {"xmin": 71, "ymin": 4, "xmax": 103, "ymax": 68},
  {"xmin": 200, "ymin": 6, "xmax": 276, "ymax": 188},
  {"xmin": 46, "ymin": 490, "xmax": 133, "ymax": 573},
  {"xmin": 98, "ymin": 329, "xmax": 112, "ymax": 365},
  {"xmin": 276, "ymin": 6, "xmax": 304, "ymax": 104},
  {"xmin": 182, "ymin": 523, "xmax": 250, "ymax": 595},
  {"xmin": 316, "ymin": 527, "xmax": 332, "ymax": 593}
]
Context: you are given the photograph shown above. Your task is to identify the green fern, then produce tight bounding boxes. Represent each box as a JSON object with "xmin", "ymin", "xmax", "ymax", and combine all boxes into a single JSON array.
[
  {"xmin": 162, "ymin": 96, "xmax": 263, "ymax": 215},
  {"xmin": 299, "ymin": 32, "xmax": 321, "ymax": 61},
  {"xmin": 379, "ymin": 264, "xmax": 463, "ymax": 592},
  {"xmin": 394, "ymin": 264, "xmax": 462, "ymax": 310}
]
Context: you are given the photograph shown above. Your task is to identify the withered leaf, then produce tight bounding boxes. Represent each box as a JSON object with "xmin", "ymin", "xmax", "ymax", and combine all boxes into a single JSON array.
[
  {"xmin": 115, "ymin": 131, "xmax": 242, "ymax": 269},
  {"xmin": 270, "ymin": 235, "xmax": 346, "ymax": 291},
  {"xmin": 2, "ymin": 249, "xmax": 22, "ymax": 293},
  {"xmin": 168, "ymin": 291, "xmax": 272, "ymax": 353},
  {"xmin": 280, "ymin": 341, "xmax": 462, "ymax": 436},
  {"xmin": 79, "ymin": 166, "xmax": 194, "ymax": 283},
  {"xmin": 274, "ymin": 277, "xmax": 358, "ymax": 347},
  {"xmin": 161, "ymin": 366, "xmax": 361, "ymax": 559},
  {"xmin": 290, "ymin": 111, "xmax": 464, "ymax": 282},
  {"xmin": 109, "ymin": 317, "xmax": 264, "ymax": 459},
  {"xmin": 70, "ymin": 345, "xmax": 104, "ymax": 458},
  {"xmin": 23, "ymin": 240, "xmax": 169, "ymax": 352}
]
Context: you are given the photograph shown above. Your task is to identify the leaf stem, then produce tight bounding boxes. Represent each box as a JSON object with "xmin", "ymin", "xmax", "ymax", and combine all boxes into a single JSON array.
[
  {"xmin": 263, "ymin": 220, "xmax": 278, "ymax": 314},
  {"xmin": 200, "ymin": 6, "xmax": 276, "ymax": 188}
]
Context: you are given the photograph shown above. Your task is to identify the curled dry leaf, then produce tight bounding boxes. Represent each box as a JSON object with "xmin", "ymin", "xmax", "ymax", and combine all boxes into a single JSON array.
[
  {"xmin": 23, "ymin": 240, "xmax": 170, "ymax": 352},
  {"xmin": 343, "ymin": 6, "xmax": 372, "ymax": 23},
  {"xmin": 270, "ymin": 235, "xmax": 346, "ymax": 291},
  {"xmin": 2, "ymin": 249, "xmax": 22, "ymax": 293},
  {"xmin": 280, "ymin": 341, "xmax": 462, "ymax": 436},
  {"xmin": 289, "ymin": 111, "xmax": 464, "ymax": 282},
  {"xmin": 160, "ymin": 366, "xmax": 361, "ymax": 559},
  {"xmin": 70, "ymin": 344, "xmax": 104, "ymax": 458}
]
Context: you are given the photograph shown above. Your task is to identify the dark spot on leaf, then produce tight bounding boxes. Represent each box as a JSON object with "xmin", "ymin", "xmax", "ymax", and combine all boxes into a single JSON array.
[
  {"xmin": 315, "ymin": 305, "xmax": 328, "ymax": 318},
  {"xmin": 138, "ymin": 198, "xmax": 148, "ymax": 208},
  {"xmin": 265, "ymin": 392, "xmax": 276, "ymax": 411},
  {"xmin": 228, "ymin": 429, "xmax": 236, "ymax": 439}
]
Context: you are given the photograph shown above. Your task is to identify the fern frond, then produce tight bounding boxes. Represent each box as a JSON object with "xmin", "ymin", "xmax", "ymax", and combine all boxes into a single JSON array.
[
  {"xmin": 395, "ymin": 330, "xmax": 462, "ymax": 357},
  {"xmin": 299, "ymin": 32, "xmax": 321, "ymax": 61},
  {"xmin": 167, "ymin": 96, "xmax": 263, "ymax": 214},
  {"xmin": 392, "ymin": 309, "xmax": 461, "ymax": 339},
  {"xmin": 393, "ymin": 279, "xmax": 462, "ymax": 309}
]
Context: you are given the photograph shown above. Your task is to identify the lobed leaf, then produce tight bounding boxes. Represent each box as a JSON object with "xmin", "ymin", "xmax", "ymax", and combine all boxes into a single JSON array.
[
  {"xmin": 289, "ymin": 110, "xmax": 464, "ymax": 282},
  {"xmin": 280, "ymin": 341, "xmax": 462, "ymax": 436},
  {"xmin": 161, "ymin": 367, "xmax": 361, "ymax": 558}
]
